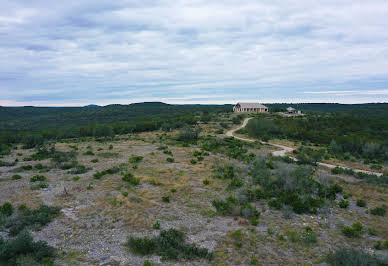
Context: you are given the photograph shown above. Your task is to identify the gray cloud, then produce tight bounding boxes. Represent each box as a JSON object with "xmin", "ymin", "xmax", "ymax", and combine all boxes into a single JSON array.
[{"xmin": 0, "ymin": 0, "xmax": 388, "ymax": 105}]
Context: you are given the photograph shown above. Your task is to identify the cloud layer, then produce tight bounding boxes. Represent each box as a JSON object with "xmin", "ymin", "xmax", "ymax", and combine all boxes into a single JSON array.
[{"xmin": 1, "ymin": 0, "xmax": 388, "ymax": 106}]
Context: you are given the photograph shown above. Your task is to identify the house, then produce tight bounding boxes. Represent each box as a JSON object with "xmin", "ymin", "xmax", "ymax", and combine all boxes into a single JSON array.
[
  {"xmin": 233, "ymin": 102, "xmax": 268, "ymax": 113},
  {"xmin": 286, "ymin": 107, "xmax": 296, "ymax": 113}
]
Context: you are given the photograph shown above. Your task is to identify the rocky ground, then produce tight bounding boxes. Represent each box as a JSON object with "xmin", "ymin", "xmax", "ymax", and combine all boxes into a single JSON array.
[{"xmin": 0, "ymin": 120, "xmax": 387, "ymax": 265}]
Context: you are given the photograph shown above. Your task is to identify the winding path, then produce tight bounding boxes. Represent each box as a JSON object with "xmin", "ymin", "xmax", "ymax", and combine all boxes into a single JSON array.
[{"xmin": 226, "ymin": 117, "xmax": 384, "ymax": 177}]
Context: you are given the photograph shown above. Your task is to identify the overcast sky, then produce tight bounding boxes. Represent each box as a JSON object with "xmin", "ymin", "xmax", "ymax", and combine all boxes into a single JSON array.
[{"xmin": 1, "ymin": 0, "xmax": 388, "ymax": 106}]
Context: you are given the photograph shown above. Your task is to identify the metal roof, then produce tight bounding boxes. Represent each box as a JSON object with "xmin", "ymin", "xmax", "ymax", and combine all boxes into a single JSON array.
[{"xmin": 235, "ymin": 102, "xmax": 268, "ymax": 108}]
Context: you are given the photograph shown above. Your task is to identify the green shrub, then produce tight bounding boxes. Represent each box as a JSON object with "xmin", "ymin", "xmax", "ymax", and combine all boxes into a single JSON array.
[
  {"xmin": 339, "ymin": 200, "xmax": 350, "ymax": 209},
  {"xmin": 31, "ymin": 182, "xmax": 49, "ymax": 190},
  {"xmin": 374, "ymin": 240, "xmax": 383, "ymax": 250},
  {"xmin": 72, "ymin": 176, "xmax": 80, "ymax": 181},
  {"xmin": 153, "ymin": 221, "xmax": 161, "ymax": 230},
  {"xmin": 342, "ymin": 222, "xmax": 363, "ymax": 238},
  {"xmin": 370, "ymin": 206, "xmax": 386, "ymax": 216},
  {"xmin": 190, "ymin": 159, "xmax": 197, "ymax": 164},
  {"xmin": 34, "ymin": 163, "xmax": 44, "ymax": 170},
  {"xmin": 368, "ymin": 227, "xmax": 379, "ymax": 236},
  {"xmin": 286, "ymin": 231, "xmax": 299, "ymax": 242},
  {"xmin": 109, "ymin": 144, "xmax": 113, "ymax": 150},
  {"xmin": 83, "ymin": 150, "xmax": 95, "ymax": 156},
  {"xmin": 30, "ymin": 175, "xmax": 46, "ymax": 182},
  {"xmin": 91, "ymin": 158, "xmax": 99, "ymax": 163},
  {"xmin": 122, "ymin": 191, "xmax": 129, "ymax": 197},
  {"xmin": 93, "ymin": 166, "xmax": 120, "ymax": 179},
  {"xmin": 0, "ymin": 230, "xmax": 56, "ymax": 265},
  {"xmin": 0, "ymin": 161, "xmax": 16, "ymax": 167},
  {"xmin": 166, "ymin": 157, "xmax": 174, "ymax": 163},
  {"xmin": 126, "ymin": 228, "xmax": 212, "ymax": 261},
  {"xmin": 227, "ymin": 178, "xmax": 244, "ymax": 190},
  {"xmin": 122, "ymin": 172, "xmax": 140, "ymax": 185},
  {"xmin": 162, "ymin": 195, "xmax": 170, "ymax": 203},
  {"xmin": 0, "ymin": 202, "xmax": 13, "ymax": 216},
  {"xmin": 302, "ymin": 227, "xmax": 317, "ymax": 244},
  {"xmin": 11, "ymin": 174, "xmax": 22, "ymax": 180},
  {"xmin": 178, "ymin": 126, "xmax": 201, "ymax": 142},
  {"xmin": 268, "ymin": 199, "xmax": 282, "ymax": 210},
  {"xmin": 163, "ymin": 150, "xmax": 172, "ymax": 156},
  {"xmin": 326, "ymin": 248, "xmax": 380, "ymax": 266},
  {"xmin": 69, "ymin": 164, "xmax": 90, "ymax": 174},
  {"xmin": 212, "ymin": 196, "xmax": 238, "ymax": 215},
  {"xmin": 129, "ymin": 155, "xmax": 144, "ymax": 163},
  {"xmin": 202, "ymin": 179, "xmax": 210, "ymax": 185},
  {"xmin": 5, "ymin": 205, "xmax": 61, "ymax": 236},
  {"xmin": 21, "ymin": 165, "xmax": 33, "ymax": 171},
  {"xmin": 384, "ymin": 240, "xmax": 388, "ymax": 249},
  {"xmin": 356, "ymin": 199, "xmax": 366, "ymax": 207}
]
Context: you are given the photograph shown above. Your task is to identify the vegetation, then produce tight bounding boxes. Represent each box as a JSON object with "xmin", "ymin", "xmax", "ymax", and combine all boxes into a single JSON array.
[
  {"xmin": 0, "ymin": 230, "xmax": 56, "ymax": 265},
  {"xmin": 122, "ymin": 172, "xmax": 140, "ymax": 185},
  {"xmin": 326, "ymin": 247, "xmax": 381, "ymax": 266},
  {"xmin": 93, "ymin": 166, "xmax": 120, "ymax": 179},
  {"xmin": 126, "ymin": 228, "xmax": 212, "ymax": 261},
  {"xmin": 246, "ymin": 113, "xmax": 388, "ymax": 162},
  {"xmin": 341, "ymin": 222, "xmax": 363, "ymax": 238}
]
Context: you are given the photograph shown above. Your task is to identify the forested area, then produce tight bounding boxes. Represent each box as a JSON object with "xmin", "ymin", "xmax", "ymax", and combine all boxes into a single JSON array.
[
  {"xmin": 0, "ymin": 102, "xmax": 229, "ymax": 148},
  {"xmin": 246, "ymin": 112, "xmax": 388, "ymax": 162},
  {"xmin": 266, "ymin": 103, "xmax": 388, "ymax": 119}
]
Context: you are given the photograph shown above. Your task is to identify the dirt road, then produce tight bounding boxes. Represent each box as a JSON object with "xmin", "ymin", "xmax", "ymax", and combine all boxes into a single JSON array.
[{"xmin": 226, "ymin": 117, "xmax": 383, "ymax": 176}]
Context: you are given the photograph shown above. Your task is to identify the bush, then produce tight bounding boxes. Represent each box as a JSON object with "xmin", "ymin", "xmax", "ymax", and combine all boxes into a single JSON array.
[
  {"xmin": 69, "ymin": 164, "xmax": 90, "ymax": 174},
  {"xmin": 0, "ymin": 202, "xmax": 13, "ymax": 216},
  {"xmin": 356, "ymin": 199, "xmax": 367, "ymax": 207},
  {"xmin": 93, "ymin": 166, "xmax": 120, "ymax": 179},
  {"xmin": 11, "ymin": 174, "xmax": 22, "ymax": 180},
  {"xmin": 162, "ymin": 195, "xmax": 170, "ymax": 203},
  {"xmin": 31, "ymin": 182, "xmax": 49, "ymax": 190},
  {"xmin": 212, "ymin": 196, "xmax": 238, "ymax": 216},
  {"xmin": 368, "ymin": 227, "xmax": 379, "ymax": 236},
  {"xmin": 326, "ymin": 248, "xmax": 380, "ymax": 266},
  {"xmin": 190, "ymin": 159, "xmax": 197, "ymax": 164},
  {"xmin": 302, "ymin": 227, "xmax": 317, "ymax": 244},
  {"xmin": 129, "ymin": 155, "xmax": 143, "ymax": 164},
  {"xmin": 5, "ymin": 205, "xmax": 61, "ymax": 236},
  {"xmin": 268, "ymin": 199, "xmax": 282, "ymax": 210},
  {"xmin": 0, "ymin": 230, "xmax": 56, "ymax": 265},
  {"xmin": 178, "ymin": 126, "xmax": 201, "ymax": 142},
  {"xmin": 153, "ymin": 221, "xmax": 161, "ymax": 230},
  {"xmin": 30, "ymin": 175, "xmax": 46, "ymax": 182},
  {"xmin": 202, "ymin": 179, "xmax": 210, "ymax": 185},
  {"xmin": 163, "ymin": 150, "xmax": 172, "ymax": 155},
  {"xmin": 122, "ymin": 172, "xmax": 140, "ymax": 185},
  {"xmin": 83, "ymin": 150, "xmax": 95, "ymax": 156},
  {"xmin": 166, "ymin": 157, "xmax": 175, "ymax": 163},
  {"xmin": 227, "ymin": 178, "xmax": 244, "ymax": 190},
  {"xmin": 342, "ymin": 222, "xmax": 363, "ymax": 238},
  {"xmin": 91, "ymin": 158, "xmax": 99, "ymax": 163},
  {"xmin": 339, "ymin": 200, "xmax": 350, "ymax": 209},
  {"xmin": 126, "ymin": 228, "xmax": 212, "ymax": 261},
  {"xmin": 370, "ymin": 206, "xmax": 386, "ymax": 216}
]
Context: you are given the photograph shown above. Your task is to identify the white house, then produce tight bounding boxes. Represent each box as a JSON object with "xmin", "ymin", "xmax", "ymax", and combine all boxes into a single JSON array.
[
  {"xmin": 233, "ymin": 102, "xmax": 268, "ymax": 113},
  {"xmin": 286, "ymin": 107, "xmax": 296, "ymax": 113}
]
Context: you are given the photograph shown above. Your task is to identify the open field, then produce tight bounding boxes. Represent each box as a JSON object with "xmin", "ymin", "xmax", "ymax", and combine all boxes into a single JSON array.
[{"xmin": 1, "ymin": 112, "xmax": 387, "ymax": 265}]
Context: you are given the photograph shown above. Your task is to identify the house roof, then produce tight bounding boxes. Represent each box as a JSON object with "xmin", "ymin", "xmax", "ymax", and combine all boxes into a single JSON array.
[{"xmin": 235, "ymin": 102, "xmax": 268, "ymax": 109}]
